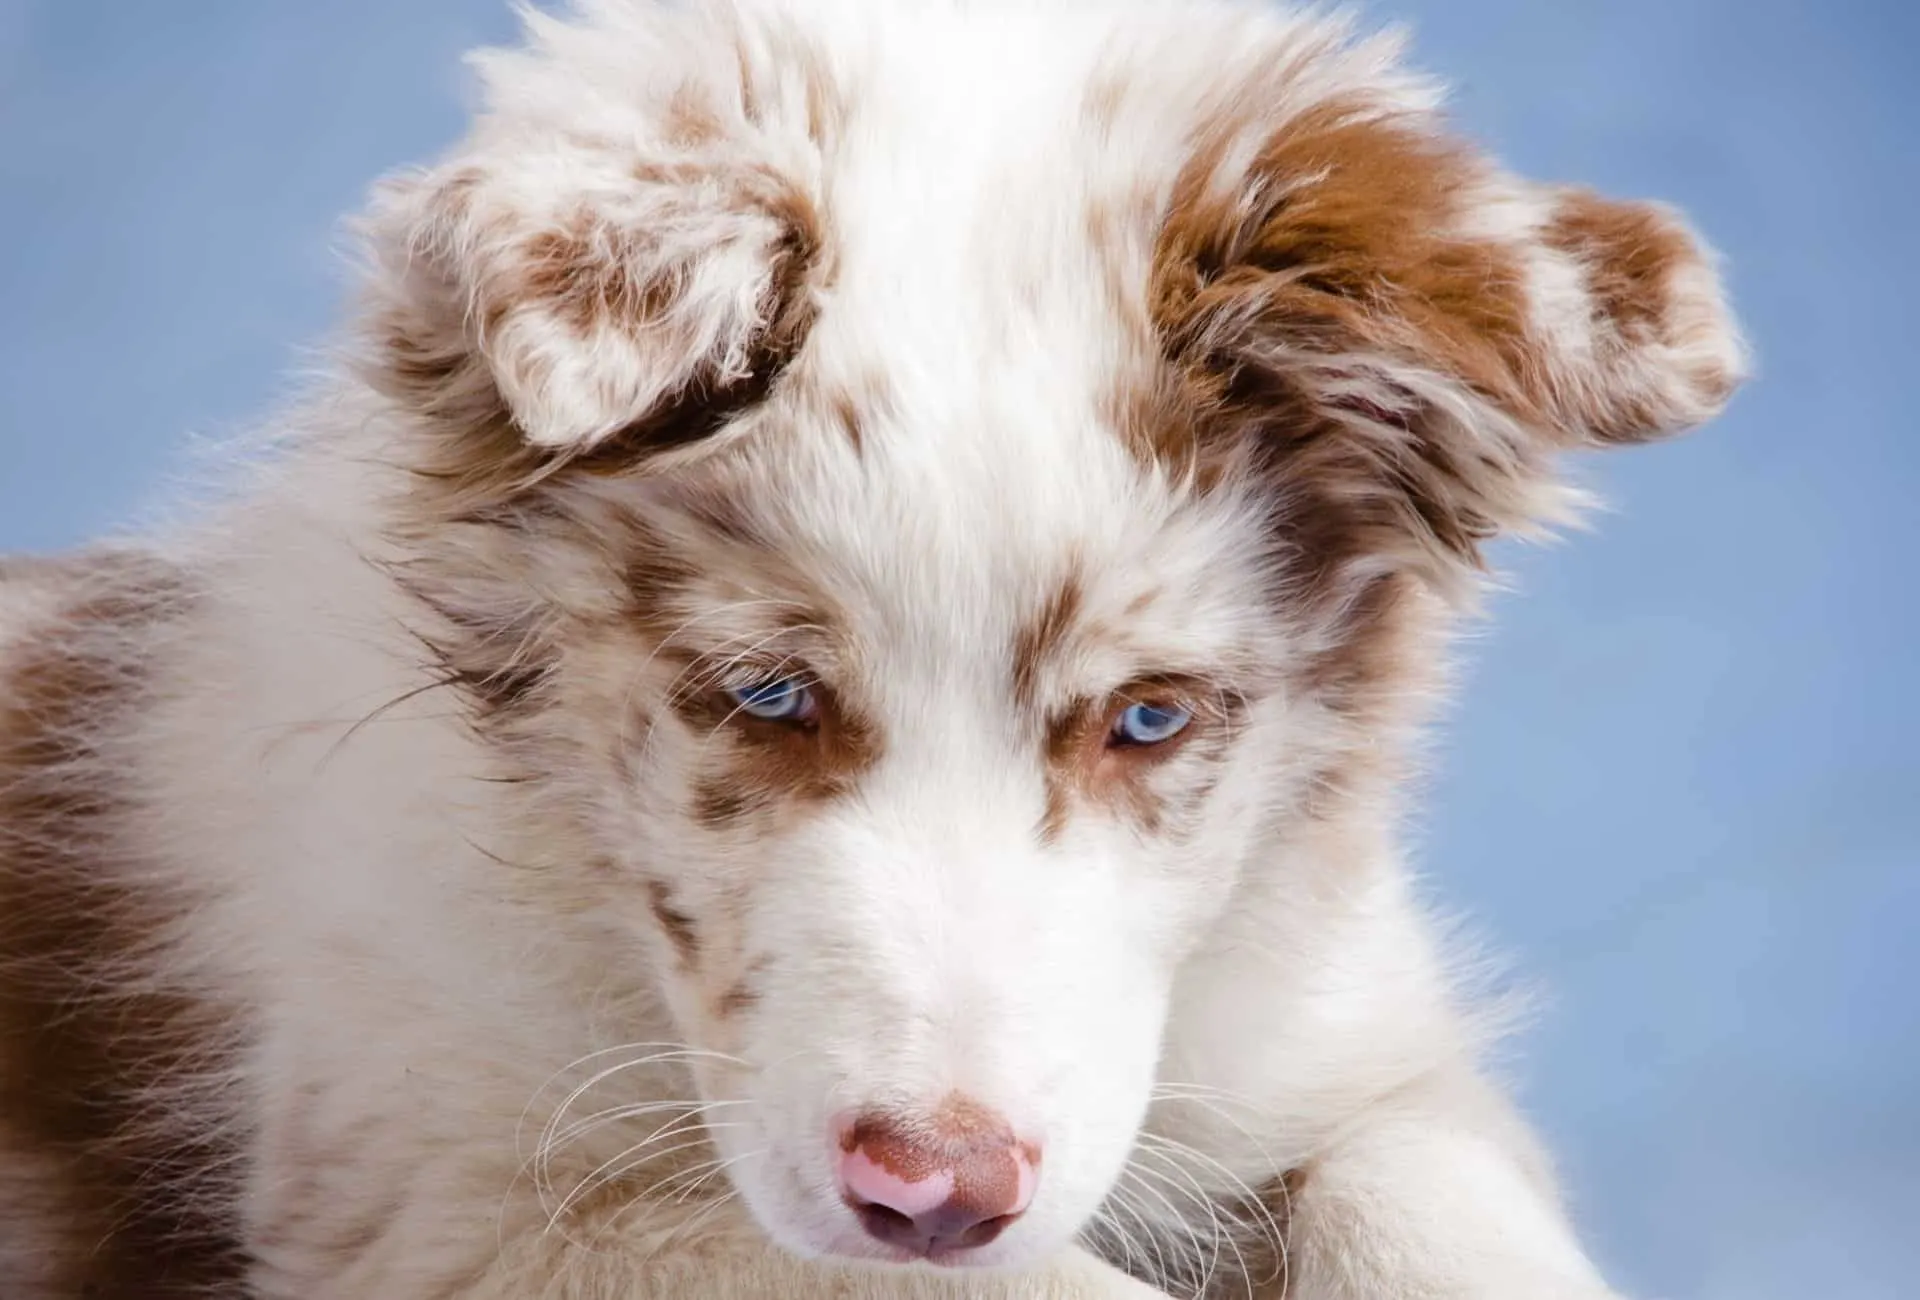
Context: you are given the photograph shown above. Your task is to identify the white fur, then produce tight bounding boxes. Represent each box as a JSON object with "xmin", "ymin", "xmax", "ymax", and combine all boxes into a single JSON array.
[{"xmin": 0, "ymin": 2, "xmax": 1745, "ymax": 1296}]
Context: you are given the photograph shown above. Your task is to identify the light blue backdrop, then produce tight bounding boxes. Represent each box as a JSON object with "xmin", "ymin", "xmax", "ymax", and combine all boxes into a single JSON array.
[{"xmin": 2, "ymin": 3, "xmax": 1912, "ymax": 1297}]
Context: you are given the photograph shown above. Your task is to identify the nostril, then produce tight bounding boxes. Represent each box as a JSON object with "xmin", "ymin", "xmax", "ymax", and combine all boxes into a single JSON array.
[
  {"xmin": 849, "ymin": 1199, "xmax": 917, "ymax": 1246},
  {"xmin": 957, "ymin": 1210, "xmax": 1019, "ymax": 1249},
  {"xmin": 858, "ymin": 1202, "xmax": 915, "ymax": 1232}
]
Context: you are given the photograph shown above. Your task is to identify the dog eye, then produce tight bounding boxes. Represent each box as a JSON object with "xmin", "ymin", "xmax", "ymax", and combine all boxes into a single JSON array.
[
  {"xmin": 1111, "ymin": 702, "xmax": 1192, "ymax": 747},
  {"xmin": 725, "ymin": 677, "xmax": 818, "ymax": 724}
]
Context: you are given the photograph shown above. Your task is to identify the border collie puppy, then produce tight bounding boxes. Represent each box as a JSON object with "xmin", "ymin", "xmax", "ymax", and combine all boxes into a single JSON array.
[{"xmin": 0, "ymin": 1, "xmax": 1744, "ymax": 1295}]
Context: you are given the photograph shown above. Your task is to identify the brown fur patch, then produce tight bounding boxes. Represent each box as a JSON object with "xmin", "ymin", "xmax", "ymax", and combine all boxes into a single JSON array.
[
  {"xmin": 1545, "ymin": 190, "xmax": 1688, "ymax": 337},
  {"xmin": 684, "ymin": 684, "xmax": 881, "ymax": 830},
  {"xmin": 1139, "ymin": 91, "xmax": 1738, "ymax": 614},
  {"xmin": 1151, "ymin": 98, "xmax": 1536, "ymax": 417},
  {"xmin": 1138, "ymin": 96, "xmax": 1556, "ymax": 594},
  {"xmin": 691, "ymin": 780, "xmax": 761, "ymax": 828},
  {"xmin": 518, "ymin": 208, "xmax": 684, "ymax": 338},
  {"xmin": 830, "ymin": 390, "xmax": 863, "ymax": 451},
  {"xmin": 1011, "ymin": 572, "xmax": 1084, "ymax": 711},
  {"xmin": 1039, "ymin": 678, "xmax": 1238, "ymax": 841},
  {"xmin": 716, "ymin": 976, "xmax": 759, "ymax": 1019},
  {"xmin": 1297, "ymin": 574, "xmax": 1430, "ymax": 719},
  {"xmin": 1541, "ymin": 189, "xmax": 1740, "ymax": 442},
  {"xmin": 0, "ymin": 556, "xmax": 246, "ymax": 1297},
  {"xmin": 647, "ymin": 880, "xmax": 701, "ymax": 964}
]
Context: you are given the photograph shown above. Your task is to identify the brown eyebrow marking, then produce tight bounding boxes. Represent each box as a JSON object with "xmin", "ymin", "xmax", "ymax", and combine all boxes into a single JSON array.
[{"xmin": 1012, "ymin": 571, "xmax": 1086, "ymax": 713}]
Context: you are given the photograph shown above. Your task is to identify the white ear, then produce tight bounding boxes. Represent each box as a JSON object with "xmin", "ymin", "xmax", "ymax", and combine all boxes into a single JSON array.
[{"xmin": 364, "ymin": 142, "xmax": 821, "ymax": 453}]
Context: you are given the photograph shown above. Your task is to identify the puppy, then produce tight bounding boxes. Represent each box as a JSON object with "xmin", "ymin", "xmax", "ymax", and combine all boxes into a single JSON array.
[{"xmin": 0, "ymin": 1, "xmax": 1744, "ymax": 1296}]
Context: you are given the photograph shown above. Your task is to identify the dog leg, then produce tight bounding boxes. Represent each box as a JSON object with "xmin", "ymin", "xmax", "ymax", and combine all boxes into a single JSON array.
[{"xmin": 1274, "ymin": 1068, "xmax": 1620, "ymax": 1300}]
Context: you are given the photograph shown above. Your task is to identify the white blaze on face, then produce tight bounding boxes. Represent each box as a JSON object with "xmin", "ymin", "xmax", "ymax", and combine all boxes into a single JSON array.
[{"xmin": 655, "ymin": 416, "xmax": 1278, "ymax": 1265}]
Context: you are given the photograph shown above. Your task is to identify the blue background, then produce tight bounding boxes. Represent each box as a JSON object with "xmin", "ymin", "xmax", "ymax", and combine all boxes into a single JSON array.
[{"xmin": 1, "ymin": 3, "xmax": 1913, "ymax": 1296}]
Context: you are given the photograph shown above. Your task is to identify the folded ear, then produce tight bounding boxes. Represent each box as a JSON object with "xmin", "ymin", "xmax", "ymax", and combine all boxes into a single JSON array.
[
  {"xmin": 356, "ymin": 4, "xmax": 827, "ymax": 459},
  {"xmin": 362, "ymin": 143, "xmax": 820, "ymax": 455},
  {"xmin": 1151, "ymin": 96, "xmax": 1748, "ymax": 585}
]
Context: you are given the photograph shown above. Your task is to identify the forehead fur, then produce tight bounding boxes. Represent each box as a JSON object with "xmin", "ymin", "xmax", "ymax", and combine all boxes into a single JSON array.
[{"xmin": 368, "ymin": 0, "xmax": 1743, "ymax": 757}]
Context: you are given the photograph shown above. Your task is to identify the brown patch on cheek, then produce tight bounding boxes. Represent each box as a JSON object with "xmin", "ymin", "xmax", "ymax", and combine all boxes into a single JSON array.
[
  {"xmin": 395, "ymin": 565, "xmax": 559, "ymax": 736},
  {"xmin": 716, "ymin": 966, "xmax": 763, "ymax": 1019},
  {"xmin": 1259, "ymin": 571, "xmax": 1452, "ymax": 826},
  {"xmin": 684, "ymin": 694, "xmax": 882, "ymax": 831},
  {"xmin": 716, "ymin": 983, "xmax": 756, "ymax": 1018},
  {"xmin": 692, "ymin": 780, "xmax": 764, "ymax": 827},
  {"xmin": 1041, "ymin": 710, "xmax": 1138, "ymax": 842},
  {"xmin": 647, "ymin": 880, "xmax": 701, "ymax": 964}
]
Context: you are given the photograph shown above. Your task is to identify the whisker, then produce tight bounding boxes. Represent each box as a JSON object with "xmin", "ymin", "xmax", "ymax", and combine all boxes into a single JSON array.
[
  {"xmin": 1096, "ymin": 1176, "xmax": 1167, "ymax": 1288},
  {"xmin": 633, "ymin": 1174, "xmax": 752, "ymax": 1265},
  {"xmin": 533, "ymin": 1046, "xmax": 741, "ymax": 1154},
  {"xmin": 547, "ymin": 1122, "xmax": 735, "ymax": 1232},
  {"xmin": 537, "ymin": 1093, "xmax": 750, "ymax": 1163},
  {"xmin": 1133, "ymin": 1133, "xmax": 1287, "ymax": 1298},
  {"xmin": 515, "ymin": 1040, "xmax": 749, "ymax": 1219},
  {"xmin": 1123, "ymin": 1156, "xmax": 1226, "ymax": 1298}
]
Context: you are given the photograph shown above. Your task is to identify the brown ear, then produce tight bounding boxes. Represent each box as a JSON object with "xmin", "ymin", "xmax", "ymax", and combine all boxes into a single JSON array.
[{"xmin": 1151, "ymin": 97, "xmax": 1747, "ymax": 585}]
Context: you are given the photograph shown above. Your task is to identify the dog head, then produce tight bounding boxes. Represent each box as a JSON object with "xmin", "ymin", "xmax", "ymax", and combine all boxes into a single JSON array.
[{"xmin": 359, "ymin": 0, "xmax": 1743, "ymax": 1270}]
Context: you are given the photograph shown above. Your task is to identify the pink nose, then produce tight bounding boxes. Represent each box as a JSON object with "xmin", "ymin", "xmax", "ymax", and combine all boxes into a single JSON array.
[{"xmin": 833, "ymin": 1099, "xmax": 1041, "ymax": 1256}]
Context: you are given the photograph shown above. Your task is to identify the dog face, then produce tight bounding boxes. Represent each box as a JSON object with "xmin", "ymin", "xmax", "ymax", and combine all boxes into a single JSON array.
[{"xmin": 361, "ymin": 0, "xmax": 1743, "ymax": 1271}]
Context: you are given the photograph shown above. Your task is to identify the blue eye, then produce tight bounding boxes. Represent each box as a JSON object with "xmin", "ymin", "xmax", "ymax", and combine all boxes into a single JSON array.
[
  {"xmin": 725, "ymin": 677, "xmax": 816, "ymax": 723},
  {"xmin": 1112, "ymin": 702, "xmax": 1193, "ymax": 747}
]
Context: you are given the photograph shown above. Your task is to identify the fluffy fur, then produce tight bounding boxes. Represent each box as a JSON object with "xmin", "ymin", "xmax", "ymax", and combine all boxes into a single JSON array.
[{"xmin": 0, "ymin": 2, "xmax": 1745, "ymax": 1296}]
